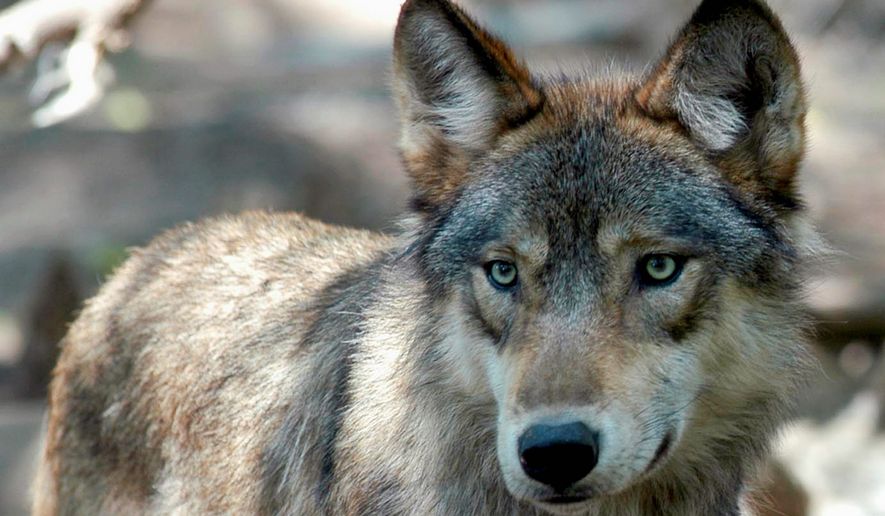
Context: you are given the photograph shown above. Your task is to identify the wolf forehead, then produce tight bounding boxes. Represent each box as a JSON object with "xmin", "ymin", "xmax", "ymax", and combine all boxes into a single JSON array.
[{"xmin": 419, "ymin": 81, "xmax": 793, "ymax": 283}]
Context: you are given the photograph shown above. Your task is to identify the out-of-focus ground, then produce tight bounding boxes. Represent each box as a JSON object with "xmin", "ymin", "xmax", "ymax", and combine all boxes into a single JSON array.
[{"xmin": 0, "ymin": 0, "xmax": 883, "ymax": 514}]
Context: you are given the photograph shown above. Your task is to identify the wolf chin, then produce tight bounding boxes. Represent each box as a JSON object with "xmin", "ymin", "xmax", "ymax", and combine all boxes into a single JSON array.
[{"xmin": 34, "ymin": 0, "xmax": 817, "ymax": 514}]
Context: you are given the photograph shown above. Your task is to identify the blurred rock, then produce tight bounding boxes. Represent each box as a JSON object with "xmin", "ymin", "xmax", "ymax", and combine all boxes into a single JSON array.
[
  {"xmin": 867, "ymin": 349, "xmax": 885, "ymax": 431},
  {"xmin": 778, "ymin": 392, "xmax": 885, "ymax": 515}
]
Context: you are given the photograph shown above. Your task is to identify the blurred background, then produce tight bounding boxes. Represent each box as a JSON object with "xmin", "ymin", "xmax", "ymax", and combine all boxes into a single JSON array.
[{"xmin": 0, "ymin": 0, "xmax": 883, "ymax": 514}]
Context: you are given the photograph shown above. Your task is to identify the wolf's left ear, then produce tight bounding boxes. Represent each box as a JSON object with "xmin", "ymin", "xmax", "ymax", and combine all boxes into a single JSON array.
[
  {"xmin": 394, "ymin": 0, "xmax": 544, "ymax": 210},
  {"xmin": 636, "ymin": 0, "xmax": 806, "ymax": 208}
]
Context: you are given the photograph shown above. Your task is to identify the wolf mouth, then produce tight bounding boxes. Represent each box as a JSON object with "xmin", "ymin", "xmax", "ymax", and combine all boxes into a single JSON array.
[
  {"xmin": 542, "ymin": 495, "xmax": 589, "ymax": 504},
  {"xmin": 535, "ymin": 495, "xmax": 594, "ymax": 515}
]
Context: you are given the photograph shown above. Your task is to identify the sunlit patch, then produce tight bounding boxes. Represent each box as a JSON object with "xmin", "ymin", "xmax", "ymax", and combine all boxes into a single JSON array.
[
  {"xmin": 297, "ymin": 0, "xmax": 402, "ymax": 41},
  {"xmin": 103, "ymin": 88, "xmax": 152, "ymax": 132}
]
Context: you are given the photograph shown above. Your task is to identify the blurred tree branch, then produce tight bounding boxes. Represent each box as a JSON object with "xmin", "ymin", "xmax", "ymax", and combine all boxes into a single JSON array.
[{"xmin": 0, "ymin": 0, "xmax": 151, "ymax": 126}]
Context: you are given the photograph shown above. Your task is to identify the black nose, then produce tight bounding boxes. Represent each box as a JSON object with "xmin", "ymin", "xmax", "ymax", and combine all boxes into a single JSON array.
[{"xmin": 518, "ymin": 422, "xmax": 599, "ymax": 490}]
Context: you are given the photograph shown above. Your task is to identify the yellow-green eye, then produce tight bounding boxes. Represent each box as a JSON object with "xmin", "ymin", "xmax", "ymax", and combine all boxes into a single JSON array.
[
  {"xmin": 639, "ymin": 254, "xmax": 684, "ymax": 286},
  {"xmin": 487, "ymin": 261, "xmax": 518, "ymax": 289}
]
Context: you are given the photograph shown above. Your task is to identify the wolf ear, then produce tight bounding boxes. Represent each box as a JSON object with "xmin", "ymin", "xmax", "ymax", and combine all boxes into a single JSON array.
[
  {"xmin": 635, "ymin": 0, "xmax": 807, "ymax": 207},
  {"xmin": 393, "ymin": 0, "xmax": 544, "ymax": 210}
]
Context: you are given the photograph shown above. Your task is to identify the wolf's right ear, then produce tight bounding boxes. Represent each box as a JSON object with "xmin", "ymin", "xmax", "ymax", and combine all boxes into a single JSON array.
[{"xmin": 393, "ymin": 0, "xmax": 544, "ymax": 211}]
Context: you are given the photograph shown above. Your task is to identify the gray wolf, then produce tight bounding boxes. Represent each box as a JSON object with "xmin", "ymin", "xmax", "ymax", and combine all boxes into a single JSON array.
[{"xmin": 33, "ymin": 0, "xmax": 816, "ymax": 514}]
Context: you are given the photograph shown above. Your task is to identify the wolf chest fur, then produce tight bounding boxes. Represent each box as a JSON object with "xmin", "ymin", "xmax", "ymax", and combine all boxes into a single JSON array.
[{"xmin": 35, "ymin": 0, "xmax": 816, "ymax": 514}]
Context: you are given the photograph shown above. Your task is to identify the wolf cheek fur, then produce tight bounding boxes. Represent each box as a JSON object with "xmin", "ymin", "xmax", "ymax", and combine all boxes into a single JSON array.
[{"xmin": 35, "ymin": 0, "xmax": 816, "ymax": 515}]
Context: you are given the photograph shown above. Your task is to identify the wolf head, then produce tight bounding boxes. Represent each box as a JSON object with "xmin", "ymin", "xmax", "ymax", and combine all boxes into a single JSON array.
[{"xmin": 393, "ymin": 0, "xmax": 812, "ymax": 512}]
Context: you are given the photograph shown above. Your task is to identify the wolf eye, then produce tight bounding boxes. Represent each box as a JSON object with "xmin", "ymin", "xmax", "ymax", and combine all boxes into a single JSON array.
[
  {"xmin": 486, "ymin": 260, "xmax": 518, "ymax": 289},
  {"xmin": 638, "ymin": 254, "xmax": 684, "ymax": 286}
]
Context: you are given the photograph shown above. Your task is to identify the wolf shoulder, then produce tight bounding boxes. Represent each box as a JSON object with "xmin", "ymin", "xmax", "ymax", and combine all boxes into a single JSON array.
[
  {"xmin": 59, "ymin": 209, "xmax": 392, "ymax": 390},
  {"xmin": 77, "ymin": 211, "xmax": 391, "ymax": 327}
]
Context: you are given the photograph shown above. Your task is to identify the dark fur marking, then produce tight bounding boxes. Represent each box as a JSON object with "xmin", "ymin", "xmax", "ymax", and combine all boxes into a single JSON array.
[
  {"xmin": 436, "ymin": 2, "xmax": 507, "ymax": 84},
  {"xmin": 317, "ymin": 353, "xmax": 355, "ymax": 504},
  {"xmin": 408, "ymin": 194, "xmax": 439, "ymax": 216},
  {"xmin": 307, "ymin": 267, "xmax": 381, "ymax": 505},
  {"xmin": 465, "ymin": 284, "xmax": 503, "ymax": 343},
  {"xmin": 720, "ymin": 57, "xmax": 766, "ymax": 142},
  {"xmin": 259, "ymin": 258, "xmax": 387, "ymax": 513},
  {"xmin": 665, "ymin": 272, "xmax": 720, "ymax": 342}
]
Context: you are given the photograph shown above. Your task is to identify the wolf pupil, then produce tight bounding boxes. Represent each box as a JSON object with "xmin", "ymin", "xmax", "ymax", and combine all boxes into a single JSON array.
[{"xmin": 488, "ymin": 261, "xmax": 518, "ymax": 288}]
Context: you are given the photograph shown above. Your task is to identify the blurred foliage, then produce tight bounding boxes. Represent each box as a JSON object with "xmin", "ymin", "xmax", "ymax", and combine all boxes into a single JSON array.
[{"xmin": 87, "ymin": 243, "xmax": 129, "ymax": 279}]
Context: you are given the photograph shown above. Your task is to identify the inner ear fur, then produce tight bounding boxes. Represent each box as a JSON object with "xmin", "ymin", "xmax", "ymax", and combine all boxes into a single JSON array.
[
  {"xmin": 635, "ymin": 0, "xmax": 807, "ymax": 209},
  {"xmin": 393, "ymin": 0, "xmax": 544, "ymax": 211}
]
